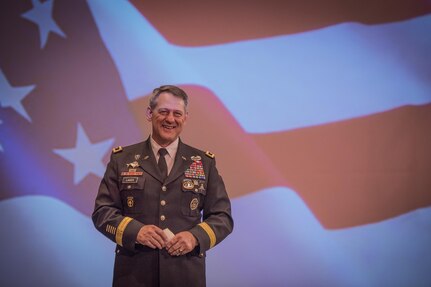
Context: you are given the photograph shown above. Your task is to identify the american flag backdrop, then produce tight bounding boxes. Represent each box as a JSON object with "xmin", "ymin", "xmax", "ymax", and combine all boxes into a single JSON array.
[{"xmin": 1, "ymin": 0, "xmax": 431, "ymax": 286}]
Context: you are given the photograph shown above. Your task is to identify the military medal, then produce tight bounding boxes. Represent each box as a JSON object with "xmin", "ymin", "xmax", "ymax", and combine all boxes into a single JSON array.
[{"xmin": 184, "ymin": 156, "xmax": 205, "ymax": 180}]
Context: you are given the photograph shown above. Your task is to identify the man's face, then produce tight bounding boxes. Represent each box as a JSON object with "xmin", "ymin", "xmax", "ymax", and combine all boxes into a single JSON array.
[{"xmin": 146, "ymin": 92, "xmax": 188, "ymax": 147}]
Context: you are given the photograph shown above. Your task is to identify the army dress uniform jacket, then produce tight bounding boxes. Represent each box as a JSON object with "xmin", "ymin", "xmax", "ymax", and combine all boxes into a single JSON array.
[{"xmin": 92, "ymin": 138, "xmax": 233, "ymax": 287}]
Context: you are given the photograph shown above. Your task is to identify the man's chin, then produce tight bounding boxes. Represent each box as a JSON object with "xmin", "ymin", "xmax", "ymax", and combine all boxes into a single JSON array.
[{"xmin": 160, "ymin": 134, "xmax": 177, "ymax": 144}]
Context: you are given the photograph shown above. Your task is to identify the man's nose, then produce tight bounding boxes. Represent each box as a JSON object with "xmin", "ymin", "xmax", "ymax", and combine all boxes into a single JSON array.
[{"xmin": 165, "ymin": 112, "xmax": 175, "ymax": 122}]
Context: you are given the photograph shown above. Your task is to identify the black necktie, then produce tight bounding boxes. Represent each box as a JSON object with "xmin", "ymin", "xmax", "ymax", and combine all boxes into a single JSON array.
[{"xmin": 158, "ymin": 148, "xmax": 168, "ymax": 180}]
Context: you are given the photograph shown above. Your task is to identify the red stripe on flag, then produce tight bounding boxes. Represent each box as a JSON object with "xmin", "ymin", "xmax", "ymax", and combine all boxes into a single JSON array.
[{"xmin": 131, "ymin": 0, "xmax": 431, "ymax": 46}]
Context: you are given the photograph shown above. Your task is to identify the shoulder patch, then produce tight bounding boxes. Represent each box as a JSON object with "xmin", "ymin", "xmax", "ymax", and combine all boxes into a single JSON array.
[
  {"xmin": 112, "ymin": 146, "xmax": 123, "ymax": 154},
  {"xmin": 205, "ymin": 151, "xmax": 215, "ymax": 159}
]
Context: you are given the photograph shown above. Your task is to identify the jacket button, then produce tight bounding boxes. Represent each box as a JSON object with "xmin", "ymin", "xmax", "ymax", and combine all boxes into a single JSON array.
[
  {"xmin": 160, "ymin": 200, "xmax": 166, "ymax": 206},
  {"xmin": 161, "ymin": 186, "xmax": 167, "ymax": 192},
  {"xmin": 160, "ymin": 215, "xmax": 166, "ymax": 221}
]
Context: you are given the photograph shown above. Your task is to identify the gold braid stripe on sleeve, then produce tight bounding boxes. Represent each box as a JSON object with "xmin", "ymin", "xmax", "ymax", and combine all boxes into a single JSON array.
[
  {"xmin": 115, "ymin": 217, "xmax": 133, "ymax": 246},
  {"xmin": 198, "ymin": 222, "xmax": 216, "ymax": 248}
]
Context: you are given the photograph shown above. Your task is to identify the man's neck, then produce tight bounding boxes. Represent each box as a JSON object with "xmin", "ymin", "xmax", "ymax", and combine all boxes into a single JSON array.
[{"xmin": 150, "ymin": 136, "xmax": 179, "ymax": 156}]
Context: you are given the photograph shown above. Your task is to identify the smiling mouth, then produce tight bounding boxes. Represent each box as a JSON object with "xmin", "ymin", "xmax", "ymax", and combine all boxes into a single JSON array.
[{"xmin": 162, "ymin": 124, "xmax": 175, "ymax": 130}]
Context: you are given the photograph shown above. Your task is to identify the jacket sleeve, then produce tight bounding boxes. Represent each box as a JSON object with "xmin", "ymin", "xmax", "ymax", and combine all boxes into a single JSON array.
[
  {"xmin": 189, "ymin": 157, "xmax": 234, "ymax": 254},
  {"xmin": 92, "ymin": 152, "xmax": 144, "ymax": 251}
]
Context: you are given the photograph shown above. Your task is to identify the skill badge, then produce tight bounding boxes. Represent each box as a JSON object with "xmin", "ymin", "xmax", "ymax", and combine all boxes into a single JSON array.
[{"xmin": 126, "ymin": 161, "xmax": 139, "ymax": 169}]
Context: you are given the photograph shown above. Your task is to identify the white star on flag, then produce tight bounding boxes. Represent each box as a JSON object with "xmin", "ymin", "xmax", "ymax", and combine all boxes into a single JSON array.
[
  {"xmin": 53, "ymin": 123, "xmax": 115, "ymax": 185},
  {"xmin": 21, "ymin": 0, "xmax": 66, "ymax": 49},
  {"xmin": 0, "ymin": 70, "xmax": 35, "ymax": 122}
]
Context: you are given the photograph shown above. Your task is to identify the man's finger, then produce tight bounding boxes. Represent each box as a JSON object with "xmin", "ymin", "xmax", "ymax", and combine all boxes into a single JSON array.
[
  {"xmin": 168, "ymin": 247, "xmax": 182, "ymax": 256},
  {"xmin": 151, "ymin": 234, "xmax": 166, "ymax": 248},
  {"xmin": 145, "ymin": 240, "xmax": 157, "ymax": 249},
  {"xmin": 150, "ymin": 237, "xmax": 164, "ymax": 249},
  {"xmin": 166, "ymin": 235, "xmax": 180, "ymax": 249},
  {"xmin": 166, "ymin": 242, "xmax": 177, "ymax": 253},
  {"xmin": 169, "ymin": 242, "xmax": 183, "ymax": 254},
  {"xmin": 154, "ymin": 228, "xmax": 169, "ymax": 242}
]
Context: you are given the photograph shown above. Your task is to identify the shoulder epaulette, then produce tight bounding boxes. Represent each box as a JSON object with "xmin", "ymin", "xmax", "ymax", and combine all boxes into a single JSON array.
[
  {"xmin": 112, "ymin": 146, "xmax": 123, "ymax": 154},
  {"xmin": 205, "ymin": 151, "xmax": 215, "ymax": 159}
]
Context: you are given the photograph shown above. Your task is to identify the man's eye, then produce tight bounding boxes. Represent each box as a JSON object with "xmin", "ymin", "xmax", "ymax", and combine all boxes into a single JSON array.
[
  {"xmin": 159, "ymin": 110, "xmax": 168, "ymax": 115},
  {"xmin": 174, "ymin": 112, "xmax": 183, "ymax": 117}
]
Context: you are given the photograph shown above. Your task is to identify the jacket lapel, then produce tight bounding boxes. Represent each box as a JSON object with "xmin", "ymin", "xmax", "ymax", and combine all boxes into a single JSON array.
[{"xmin": 137, "ymin": 138, "xmax": 163, "ymax": 182}]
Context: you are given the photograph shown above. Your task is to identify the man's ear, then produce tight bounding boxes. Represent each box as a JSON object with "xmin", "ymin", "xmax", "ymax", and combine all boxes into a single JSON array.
[
  {"xmin": 184, "ymin": 111, "xmax": 189, "ymax": 124},
  {"xmin": 146, "ymin": 107, "xmax": 153, "ymax": 121}
]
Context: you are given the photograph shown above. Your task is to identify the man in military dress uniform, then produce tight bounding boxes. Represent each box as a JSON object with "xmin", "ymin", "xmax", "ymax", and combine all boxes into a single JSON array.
[{"xmin": 92, "ymin": 85, "xmax": 233, "ymax": 287}]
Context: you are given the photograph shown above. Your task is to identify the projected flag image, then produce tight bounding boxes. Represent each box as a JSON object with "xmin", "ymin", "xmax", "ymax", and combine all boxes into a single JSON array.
[{"xmin": 0, "ymin": 0, "xmax": 430, "ymax": 286}]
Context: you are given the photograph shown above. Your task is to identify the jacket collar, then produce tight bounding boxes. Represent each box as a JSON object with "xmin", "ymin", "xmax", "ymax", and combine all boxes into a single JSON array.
[{"xmin": 138, "ymin": 137, "xmax": 193, "ymax": 184}]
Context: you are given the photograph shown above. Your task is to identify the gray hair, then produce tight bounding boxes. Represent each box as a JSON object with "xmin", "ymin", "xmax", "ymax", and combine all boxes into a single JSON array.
[{"xmin": 149, "ymin": 85, "xmax": 189, "ymax": 110}]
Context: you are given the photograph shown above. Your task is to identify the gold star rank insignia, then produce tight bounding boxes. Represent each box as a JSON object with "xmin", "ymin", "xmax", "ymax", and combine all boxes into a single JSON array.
[
  {"xmin": 112, "ymin": 146, "xmax": 123, "ymax": 153},
  {"xmin": 205, "ymin": 151, "xmax": 215, "ymax": 158}
]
